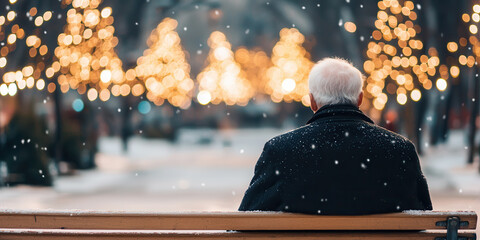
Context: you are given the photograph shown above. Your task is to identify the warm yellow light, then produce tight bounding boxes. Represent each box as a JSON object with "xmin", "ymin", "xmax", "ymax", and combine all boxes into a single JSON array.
[
  {"xmin": 8, "ymin": 84, "xmax": 17, "ymax": 96},
  {"xmin": 450, "ymin": 66, "xmax": 460, "ymax": 78},
  {"xmin": 100, "ymin": 70, "xmax": 112, "ymax": 83},
  {"xmin": 214, "ymin": 47, "xmax": 230, "ymax": 61},
  {"xmin": 436, "ymin": 78, "xmax": 447, "ymax": 91},
  {"xmin": 473, "ymin": 13, "xmax": 480, "ymax": 22},
  {"xmin": 447, "ymin": 42, "xmax": 458, "ymax": 52},
  {"xmin": 281, "ymin": 78, "xmax": 296, "ymax": 93},
  {"xmin": 344, "ymin": 22, "xmax": 357, "ymax": 33},
  {"xmin": 0, "ymin": 84, "xmax": 7, "ymax": 96},
  {"xmin": 87, "ymin": 88, "xmax": 98, "ymax": 101},
  {"xmin": 9, "ymin": 0, "xmax": 17, "ymax": 3},
  {"xmin": 26, "ymin": 77, "xmax": 35, "ymax": 88},
  {"xmin": 396, "ymin": 75, "xmax": 406, "ymax": 85},
  {"xmin": 7, "ymin": 11, "xmax": 15, "ymax": 21},
  {"xmin": 397, "ymin": 93, "xmax": 407, "ymax": 105},
  {"xmin": 197, "ymin": 90, "xmax": 212, "ymax": 105},
  {"xmin": 36, "ymin": 79, "xmax": 45, "ymax": 90},
  {"xmin": 34, "ymin": 16, "xmax": 43, "ymax": 26},
  {"xmin": 470, "ymin": 24, "xmax": 478, "ymax": 34},
  {"xmin": 17, "ymin": 80, "xmax": 26, "ymax": 90},
  {"xmin": 411, "ymin": 89, "xmax": 421, "ymax": 101},
  {"xmin": 7, "ymin": 34, "xmax": 16, "ymax": 44},
  {"xmin": 0, "ymin": 57, "xmax": 6, "ymax": 68},
  {"xmin": 101, "ymin": 7, "xmax": 112, "ymax": 18},
  {"xmin": 43, "ymin": 11, "xmax": 52, "ymax": 21},
  {"xmin": 474, "ymin": 4, "xmax": 480, "ymax": 13}
]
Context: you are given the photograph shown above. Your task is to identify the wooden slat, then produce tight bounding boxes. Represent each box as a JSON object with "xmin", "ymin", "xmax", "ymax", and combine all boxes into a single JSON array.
[
  {"xmin": 0, "ymin": 210, "xmax": 476, "ymax": 231},
  {"xmin": 0, "ymin": 229, "xmax": 477, "ymax": 240}
]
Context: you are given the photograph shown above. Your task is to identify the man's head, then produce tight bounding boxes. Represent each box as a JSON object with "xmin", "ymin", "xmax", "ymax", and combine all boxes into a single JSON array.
[{"xmin": 308, "ymin": 57, "xmax": 364, "ymax": 112}]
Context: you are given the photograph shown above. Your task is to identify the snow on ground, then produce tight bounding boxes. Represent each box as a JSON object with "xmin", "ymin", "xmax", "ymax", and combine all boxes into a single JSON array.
[{"xmin": 0, "ymin": 128, "xmax": 479, "ymax": 232}]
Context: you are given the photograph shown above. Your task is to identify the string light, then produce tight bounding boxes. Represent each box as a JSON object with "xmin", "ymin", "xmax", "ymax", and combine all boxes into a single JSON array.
[
  {"xmin": 0, "ymin": 1, "xmax": 54, "ymax": 96},
  {"xmin": 135, "ymin": 18, "xmax": 193, "ymax": 109},
  {"xmin": 196, "ymin": 31, "xmax": 254, "ymax": 106},
  {"xmin": 455, "ymin": 2, "xmax": 480, "ymax": 72},
  {"xmin": 265, "ymin": 28, "xmax": 313, "ymax": 106},
  {"xmin": 49, "ymin": 0, "xmax": 136, "ymax": 101},
  {"xmin": 234, "ymin": 47, "xmax": 271, "ymax": 96},
  {"xmin": 363, "ymin": 0, "xmax": 440, "ymax": 112}
]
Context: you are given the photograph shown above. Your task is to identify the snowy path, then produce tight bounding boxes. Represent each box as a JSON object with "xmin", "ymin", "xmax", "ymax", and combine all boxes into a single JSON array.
[{"xmin": 0, "ymin": 128, "xmax": 479, "ymax": 232}]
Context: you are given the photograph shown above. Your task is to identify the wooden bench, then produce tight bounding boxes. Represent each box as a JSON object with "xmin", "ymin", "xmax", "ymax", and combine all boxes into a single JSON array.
[{"xmin": 0, "ymin": 210, "xmax": 477, "ymax": 239}]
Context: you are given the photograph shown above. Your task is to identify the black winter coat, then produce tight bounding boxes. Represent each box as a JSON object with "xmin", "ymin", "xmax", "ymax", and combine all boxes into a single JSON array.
[{"xmin": 239, "ymin": 104, "xmax": 432, "ymax": 214}]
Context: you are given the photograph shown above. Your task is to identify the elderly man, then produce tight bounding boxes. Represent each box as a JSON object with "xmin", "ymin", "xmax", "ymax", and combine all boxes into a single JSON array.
[{"xmin": 239, "ymin": 58, "xmax": 432, "ymax": 214}]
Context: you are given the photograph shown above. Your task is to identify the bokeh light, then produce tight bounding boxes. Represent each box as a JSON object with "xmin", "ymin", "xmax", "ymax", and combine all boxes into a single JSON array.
[
  {"xmin": 363, "ymin": 0, "xmax": 439, "ymax": 112},
  {"xmin": 136, "ymin": 18, "xmax": 193, "ymax": 109},
  {"xmin": 138, "ymin": 101, "xmax": 152, "ymax": 114},
  {"xmin": 266, "ymin": 28, "xmax": 313, "ymax": 106},
  {"xmin": 196, "ymin": 31, "xmax": 254, "ymax": 106},
  {"xmin": 72, "ymin": 98, "xmax": 84, "ymax": 112}
]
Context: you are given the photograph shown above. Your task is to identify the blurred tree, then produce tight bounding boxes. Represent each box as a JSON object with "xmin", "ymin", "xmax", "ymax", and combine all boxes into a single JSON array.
[
  {"xmin": 265, "ymin": 28, "xmax": 313, "ymax": 107},
  {"xmin": 135, "ymin": 17, "xmax": 194, "ymax": 109},
  {"xmin": 196, "ymin": 31, "xmax": 254, "ymax": 106}
]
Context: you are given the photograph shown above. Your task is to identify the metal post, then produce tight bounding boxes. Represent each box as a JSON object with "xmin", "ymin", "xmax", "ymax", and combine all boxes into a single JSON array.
[{"xmin": 446, "ymin": 217, "xmax": 459, "ymax": 240}]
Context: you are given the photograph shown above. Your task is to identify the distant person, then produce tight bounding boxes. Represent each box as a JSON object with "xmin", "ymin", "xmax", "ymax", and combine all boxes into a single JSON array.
[{"xmin": 239, "ymin": 58, "xmax": 432, "ymax": 214}]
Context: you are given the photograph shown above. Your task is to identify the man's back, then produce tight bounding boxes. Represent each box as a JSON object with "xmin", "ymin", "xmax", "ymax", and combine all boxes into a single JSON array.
[{"xmin": 239, "ymin": 104, "xmax": 432, "ymax": 214}]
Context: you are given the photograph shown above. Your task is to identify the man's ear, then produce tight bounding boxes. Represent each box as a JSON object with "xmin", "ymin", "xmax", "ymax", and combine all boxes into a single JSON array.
[
  {"xmin": 357, "ymin": 91, "xmax": 363, "ymax": 107},
  {"xmin": 310, "ymin": 93, "xmax": 318, "ymax": 112}
]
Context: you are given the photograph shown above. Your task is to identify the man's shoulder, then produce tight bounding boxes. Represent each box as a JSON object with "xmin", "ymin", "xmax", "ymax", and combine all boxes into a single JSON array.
[
  {"xmin": 371, "ymin": 124, "xmax": 414, "ymax": 144},
  {"xmin": 265, "ymin": 122, "xmax": 415, "ymax": 151},
  {"xmin": 265, "ymin": 124, "xmax": 316, "ymax": 146}
]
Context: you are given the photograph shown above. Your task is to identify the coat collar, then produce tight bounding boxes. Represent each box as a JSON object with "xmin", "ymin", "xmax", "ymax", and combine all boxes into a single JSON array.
[{"xmin": 306, "ymin": 104, "xmax": 374, "ymax": 125}]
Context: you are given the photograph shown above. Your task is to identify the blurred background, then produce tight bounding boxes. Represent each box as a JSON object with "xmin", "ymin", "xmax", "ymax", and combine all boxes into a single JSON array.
[{"xmin": 0, "ymin": 0, "xmax": 479, "ymax": 222}]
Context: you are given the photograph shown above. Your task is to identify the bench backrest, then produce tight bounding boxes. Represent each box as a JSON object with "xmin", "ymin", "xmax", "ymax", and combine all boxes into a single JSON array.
[
  {"xmin": 0, "ymin": 210, "xmax": 477, "ymax": 240},
  {"xmin": 0, "ymin": 210, "xmax": 476, "ymax": 230}
]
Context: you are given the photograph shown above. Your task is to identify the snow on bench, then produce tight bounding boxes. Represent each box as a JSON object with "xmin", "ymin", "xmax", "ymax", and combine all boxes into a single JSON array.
[{"xmin": 0, "ymin": 210, "xmax": 477, "ymax": 239}]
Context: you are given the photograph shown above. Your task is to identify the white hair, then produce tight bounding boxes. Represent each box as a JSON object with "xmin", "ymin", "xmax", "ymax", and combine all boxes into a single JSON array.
[{"xmin": 308, "ymin": 57, "xmax": 364, "ymax": 106}]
